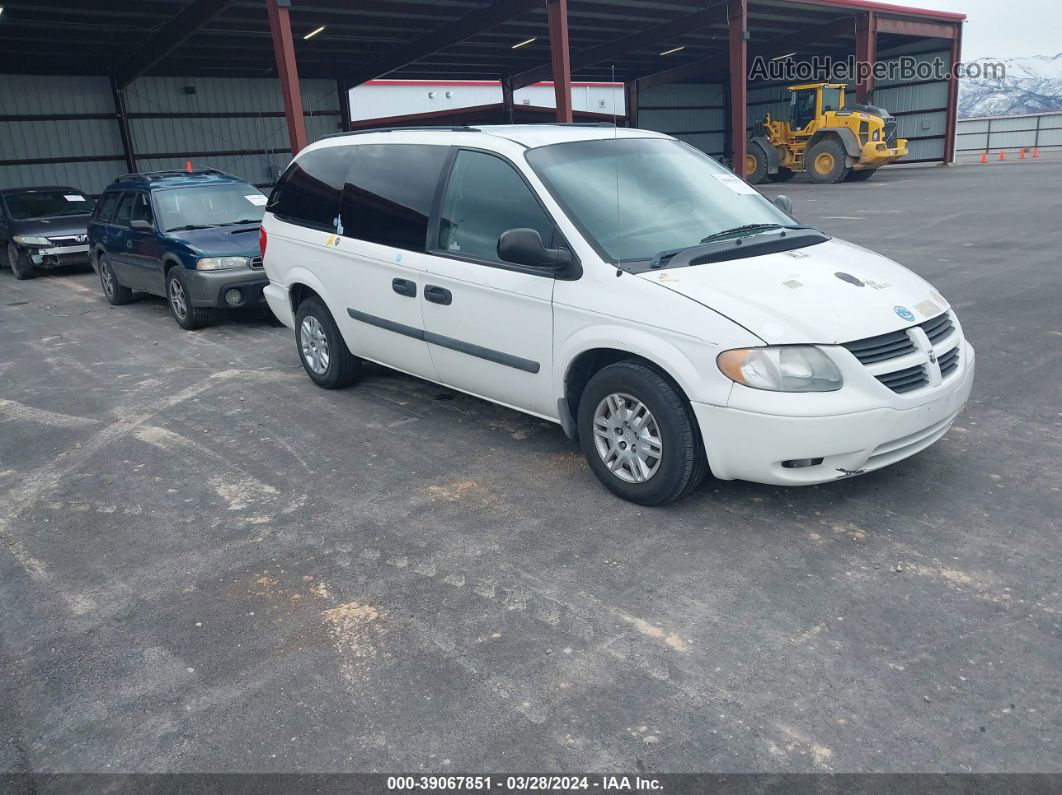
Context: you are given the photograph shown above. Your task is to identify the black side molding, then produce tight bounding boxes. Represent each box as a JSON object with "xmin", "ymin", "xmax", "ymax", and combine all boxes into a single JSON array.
[{"xmin": 346, "ymin": 308, "xmax": 540, "ymax": 374}]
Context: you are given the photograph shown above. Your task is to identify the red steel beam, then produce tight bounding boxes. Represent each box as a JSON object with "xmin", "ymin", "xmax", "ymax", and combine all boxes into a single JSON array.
[
  {"xmin": 855, "ymin": 11, "xmax": 877, "ymax": 103},
  {"xmin": 510, "ymin": 1, "xmax": 729, "ymax": 91},
  {"xmin": 729, "ymin": 0, "xmax": 748, "ymax": 176},
  {"xmin": 547, "ymin": 0, "xmax": 573, "ymax": 123},
  {"xmin": 875, "ymin": 15, "xmax": 957, "ymax": 38},
  {"xmin": 943, "ymin": 22, "xmax": 963, "ymax": 163},
  {"xmin": 266, "ymin": 0, "xmax": 308, "ymax": 154}
]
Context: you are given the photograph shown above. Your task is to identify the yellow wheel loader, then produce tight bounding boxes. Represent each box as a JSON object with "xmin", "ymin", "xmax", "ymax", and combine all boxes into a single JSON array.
[{"xmin": 745, "ymin": 83, "xmax": 908, "ymax": 185}]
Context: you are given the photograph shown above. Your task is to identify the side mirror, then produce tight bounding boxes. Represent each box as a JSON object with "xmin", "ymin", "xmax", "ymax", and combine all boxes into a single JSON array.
[
  {"xmin": 773, "ymin": 195, "xmax": 793, "ymax": 216},
  {"xmin": 497, "ymin": 228, "xmax": 572, "ymax": 272},
  {"xmin": 130, "ymin": 218, "xmax": 154, "ymax": 231}
]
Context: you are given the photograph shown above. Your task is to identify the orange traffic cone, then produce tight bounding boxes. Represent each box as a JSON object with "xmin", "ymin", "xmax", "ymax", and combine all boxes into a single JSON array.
[
  {"xmin": 1019, "ymin": 148, "xmax": 1027, "ymax": 160},
  {"xmin": 1033, "ymin": 147, "xmax": 1040, "ymax": 158},
  {"xmin": 185, "ymin": 159, "xmax": 193, "ymax": 172},
  {"xmin": 998, "ymin": 150, "xmax": 1006, "ymax": 161},
  {"xmin": 980, "ymin": 152, "xmax": 989, "ymax": 164}
]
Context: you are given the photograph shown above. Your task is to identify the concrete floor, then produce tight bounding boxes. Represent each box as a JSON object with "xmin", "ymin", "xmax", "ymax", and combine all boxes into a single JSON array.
[{"xmin": 1, "ymin": 158, "xmax": 1059, "ymax": 774}]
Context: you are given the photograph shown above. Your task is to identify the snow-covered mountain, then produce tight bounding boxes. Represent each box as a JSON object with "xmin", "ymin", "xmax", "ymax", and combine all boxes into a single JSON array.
[{"xmin": 959, "ymin": 53, "xmax": 1062, "ymax": 118}]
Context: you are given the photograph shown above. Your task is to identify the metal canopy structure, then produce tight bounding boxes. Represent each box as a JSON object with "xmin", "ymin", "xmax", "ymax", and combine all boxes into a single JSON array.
[{"xmin": 0, "ymin": 0, "xmax": 966, "ymax": 174}]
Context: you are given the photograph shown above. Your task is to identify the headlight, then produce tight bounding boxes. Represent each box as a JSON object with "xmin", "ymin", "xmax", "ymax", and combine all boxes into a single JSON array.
[
  {"xmin": 196, "ymin": 256, "xmax": 250, "ymax": 271},
  {"xmin": 13, "ymin": 235, "xmax": 51, "ymax": 246},
  {"xmin": 717, "ymin": 346, "xmax": 842, "ymax": 392}
]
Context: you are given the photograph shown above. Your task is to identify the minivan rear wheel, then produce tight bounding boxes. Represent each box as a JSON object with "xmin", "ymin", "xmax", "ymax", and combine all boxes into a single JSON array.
[
  {"xmin": 294, "ymin": 296, "xmax": 360, "ymax": 389},
  {"xmin": 577, "ymin": 361, "xmax": 707, "ymax": 506}
]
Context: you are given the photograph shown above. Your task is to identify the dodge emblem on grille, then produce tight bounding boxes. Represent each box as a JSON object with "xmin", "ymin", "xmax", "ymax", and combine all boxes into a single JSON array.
[{"xmin": 928, "ymin": 350, "xmax": 937, "ymax": 364}]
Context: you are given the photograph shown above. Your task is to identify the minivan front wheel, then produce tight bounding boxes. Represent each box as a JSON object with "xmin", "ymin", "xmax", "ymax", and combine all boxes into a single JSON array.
[
  {"xmin": 294, "ymin": 296, "xmax": 360, "ymax": 389},
  {"xmin": 577, "ymin": 361, "xmax": 707, "ymax": 505}
]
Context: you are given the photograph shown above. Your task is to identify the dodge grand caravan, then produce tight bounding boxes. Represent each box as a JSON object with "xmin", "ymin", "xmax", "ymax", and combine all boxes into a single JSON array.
[{"xmin": 261, "ymin": 125, "xmax": 974, "ymax": 505}]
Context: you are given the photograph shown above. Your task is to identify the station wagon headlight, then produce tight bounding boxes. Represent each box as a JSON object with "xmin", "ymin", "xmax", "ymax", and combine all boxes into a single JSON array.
[
  {"xmin": 13, "ymin": 235, "xmax": 51, "ymax": 246},
  {"xmin": 717, "ymin": 346, "xmax": 842, "ymax": 392},
  {"xmin": 196, "ymin": 256, "xmax": 250, "ymax": 271}
]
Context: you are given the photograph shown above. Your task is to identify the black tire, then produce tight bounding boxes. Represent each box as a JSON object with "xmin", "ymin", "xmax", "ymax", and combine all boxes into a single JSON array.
[
  {"xmin": 7, "ymin": 241, "xmax": 37, "ymax": 280},
  {"xmin": 98, "ymin": 254, "xmax": 133, "ymax": 304},
  {"xmin": 806, "ymin": 138, "xmax": 850, "ymax": 184},
  {"xmin": 767, "ymin": 167, "xmax": 796, "ymax": 182},
  {"xmin": 577, "ymin": 361, "xmax": 707, "ymax": 506},
  {"xmin": 294, "ymin": 296, "xmax": 360, "ymax": 389},
  {"xmin": 166, "ymin": 268, "xmax": 211, "ymax": 330},
  {"xmin": 745, "ymin": 143, "xmax": 769, "ymax": 185},
  {"xmin": 846, "ymin": 168, "xmax": 877, "ymax": 182}
]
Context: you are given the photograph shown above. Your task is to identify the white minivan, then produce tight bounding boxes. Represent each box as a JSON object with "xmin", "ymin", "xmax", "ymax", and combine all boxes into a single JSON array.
[{"xmin": 261, "ymin": 125, "xmax": 974, "ymax": 505}]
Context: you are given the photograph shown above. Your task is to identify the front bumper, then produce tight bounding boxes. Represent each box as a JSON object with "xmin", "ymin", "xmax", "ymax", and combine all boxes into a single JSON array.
[
  {"xmin": 855, "ymin": 138, "xmax": 909, "ymax": 170},
  {"xmin": 692, "ymin": 343, "xmax": 975, "ymax": 486},
  {"xmin": 29, "ymin": 244, "xmax": 90, "ymax": 268},
  {"xmin": 182, "ymin": 267, "xmax": 268, "ymax": 309}
]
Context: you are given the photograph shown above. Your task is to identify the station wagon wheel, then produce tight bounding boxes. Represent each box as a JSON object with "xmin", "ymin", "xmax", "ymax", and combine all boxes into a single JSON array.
[
  {"xmin": 98, "ymin": 254, "xmax": 132, "ymax": 305},
  {"xmin": 577, "ymin": 361, "xmax": 707, "ymax": 506},
  {"xmin": 293, "ymin": 296, "xmax": 360, "ymax": 389},
  {"xmin": 166, "ymin": 268, "xmax": 210, "ymax": 330},
  {"xmin": 592, "ymin": 393, "xmax": 663, "ymax": 484}
]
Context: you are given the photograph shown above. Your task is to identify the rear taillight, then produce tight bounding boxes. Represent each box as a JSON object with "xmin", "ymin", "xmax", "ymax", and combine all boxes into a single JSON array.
[{"xmin": 259, "ymin": 226, "xmax": 268, "ymax": 258}]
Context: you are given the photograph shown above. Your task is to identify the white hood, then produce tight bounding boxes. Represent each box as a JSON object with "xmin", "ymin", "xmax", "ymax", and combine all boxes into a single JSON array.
[{"xmin": 637, "ymin": 238, "xmax": 950, "ymax": 345}]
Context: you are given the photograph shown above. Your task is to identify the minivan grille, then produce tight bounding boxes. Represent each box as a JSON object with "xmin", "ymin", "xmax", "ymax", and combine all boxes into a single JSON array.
[
  {"xmin": 843, "ymin": 328, "xmax": 915, "ymax": 364},
  {"xmin": 921, "ymin": 313, "xmax": 954, "ymax": 344},
  {"xmin": 938, "ymin": 346, "xmax": 960, "ymax": 377},
  {"xmin": 876, "ymin": 364, "xmax": 928, "ymax": 394},
  {"xmin": 249, "ymin": 256, "xmax": 263, "ymax": 269}
]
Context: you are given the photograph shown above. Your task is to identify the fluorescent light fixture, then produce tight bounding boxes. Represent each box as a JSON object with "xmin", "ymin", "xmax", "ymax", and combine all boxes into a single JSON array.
[
  {"xmin": 659, "ymin": 45, "xmax": 685, "ymax": 56},
  {"xmin": 512, "ymin": 36, "xmax": 536, "ymax": 49},
  {"xmin": 0, "ymin": 7, "xmax": 5, "ymax": 18},
  {"xmin": 303, "ymin": 25, "xmax": 325, "ymax": 40},
  {"xmin": 771, "ymin": 51, "xmax": 797, "ymax": 61}
]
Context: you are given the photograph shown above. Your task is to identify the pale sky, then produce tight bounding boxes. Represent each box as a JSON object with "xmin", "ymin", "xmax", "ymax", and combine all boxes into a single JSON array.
[{"xmin": 904, "ymin": 0, "xmax": 1060, "ymax": 60}]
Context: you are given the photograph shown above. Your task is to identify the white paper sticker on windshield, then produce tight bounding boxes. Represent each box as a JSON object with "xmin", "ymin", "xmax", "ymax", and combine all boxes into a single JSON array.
[
  {"xmin": 64, "ymin": 194, "xmax": 87, "ymax": 202},
  {"xmin": 244, "ymin": 194, "xmax": 267, "ymax": 206},
  {"xmin": 712, "ymin": 173, "xmax": 758, "ymax": 195}
]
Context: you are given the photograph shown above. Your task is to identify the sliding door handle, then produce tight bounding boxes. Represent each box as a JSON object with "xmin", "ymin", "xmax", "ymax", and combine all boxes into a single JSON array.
[
  {"xmin": 391, "ymin": 278, "xmax": 417, "ymax": 297},
  {"xmin": 424, "ymin": 285, "xmax": 452, "ymax": 305}
]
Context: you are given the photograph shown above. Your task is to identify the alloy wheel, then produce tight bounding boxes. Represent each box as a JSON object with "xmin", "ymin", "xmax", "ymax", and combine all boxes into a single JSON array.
[{"xmin": 168, "ymin": 277, "xmax": 188, "ymax": 319}]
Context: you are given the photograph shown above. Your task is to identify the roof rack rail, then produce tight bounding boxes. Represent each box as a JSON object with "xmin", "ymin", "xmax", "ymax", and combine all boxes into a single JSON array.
[
  {"xmin": 116, "ymin": 168, "xmax": 226, "ymax": 180},
  {"xmin": 325, "ymin": 125, "xmax": 481, "ymax": 139}
]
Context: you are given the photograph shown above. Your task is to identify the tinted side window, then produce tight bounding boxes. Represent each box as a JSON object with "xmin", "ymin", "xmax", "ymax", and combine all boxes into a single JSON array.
[
  {"xmin": 267, "ymin": 146, "xmax": 353, "ymax": 231},
  {"xmin": 95, "ymin": 191, "xmax": 121, "ymax": 222},
  {"xmin": 113, "ymin": 192, "xmax": 135, "ymax": 226},
  {"xmin": 339, "ymin": 144, "xmax": 449, "ymax": 252},
  {"xmin": 437, "ymin": 150, "xmax": 554, "ymax": 262}
]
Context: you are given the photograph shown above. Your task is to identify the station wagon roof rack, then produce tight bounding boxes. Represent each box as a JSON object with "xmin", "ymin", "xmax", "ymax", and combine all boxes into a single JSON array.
[{"xmin": 116, "ymin": 168, "xmax": 228, "ymax": 181}]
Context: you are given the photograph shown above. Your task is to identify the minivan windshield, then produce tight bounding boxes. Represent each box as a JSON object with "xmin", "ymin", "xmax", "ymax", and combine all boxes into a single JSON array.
[
  {"xmin": 525, "ymin": 138, "xmax": 796, "ymax": 263},
  {"xmin": 154, "ymin": 184, "xmax": 266, "ymax": 233},
  {"xmin": 4, "ymin": 190, "xmax": 93, "ymax": 220}
]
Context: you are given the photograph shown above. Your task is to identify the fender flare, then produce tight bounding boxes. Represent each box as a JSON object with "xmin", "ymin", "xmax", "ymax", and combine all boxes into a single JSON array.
[
  {"xmin": 809, "ymin": 128, "xmax": 862, "ymax": 161},
  {"xmin": 750, "ymin": 136, "xmax": 781, "ymax": 175},
  {"xmin": 283, "ymin": 266, "xmax": 335, "ymax": 315}
]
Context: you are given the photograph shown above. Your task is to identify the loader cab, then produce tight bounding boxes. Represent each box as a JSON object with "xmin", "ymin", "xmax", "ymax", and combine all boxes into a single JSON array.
[{"xmin": 787, "ymin": 83, "xmax": 846, "ymax": 134}]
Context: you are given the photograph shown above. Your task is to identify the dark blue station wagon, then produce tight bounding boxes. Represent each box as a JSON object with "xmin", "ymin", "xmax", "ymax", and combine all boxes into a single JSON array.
[{"xmin": 88, "ymin": 169, "xmax": 268, "ymax": 330}]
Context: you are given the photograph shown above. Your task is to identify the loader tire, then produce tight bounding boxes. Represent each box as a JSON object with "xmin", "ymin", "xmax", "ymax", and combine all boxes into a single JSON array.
[
  {"xmin": 744, "ymin": 143, "xmax": 769, "ymax": 185},
  {"xmin": 807, "ymin": 138, "xmax": 850, "ymax": 184}
]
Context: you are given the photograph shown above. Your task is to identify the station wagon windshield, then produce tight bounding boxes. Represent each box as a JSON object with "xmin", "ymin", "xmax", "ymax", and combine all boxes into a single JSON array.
[
  {"xmin": 4, "ymin": 190, "xmax": 92, "ymax": 220},
  {"xmin": 526, "ymin": 138, "xmax": 801, "ymax": 264},
  {"xmin": 155, "ymin": 184, "xmax": 266, "ymax": 233}
]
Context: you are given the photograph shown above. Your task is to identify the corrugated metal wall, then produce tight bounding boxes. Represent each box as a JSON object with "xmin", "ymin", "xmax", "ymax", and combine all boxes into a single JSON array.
[
  {"xmin": 0, "ymin": 75, "xmax": 126, "ymax": 194},
  {"xmin": 874, "ymin": 45, "xmax": 951, "ymax": 162},
  {"xmin": 0, "ymin": 74, "xmax": 341, "ymax": 194},
  {"xmin": 956, "ymin": 112, "xmax": 1062, "ymax": 153},
  {"xmin": 637, "ymin": 84, "xmax": 726, "ymax": 158}
]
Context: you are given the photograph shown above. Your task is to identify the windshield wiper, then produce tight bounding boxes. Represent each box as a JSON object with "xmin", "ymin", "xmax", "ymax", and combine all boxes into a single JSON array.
[
  {"xmin": 700, "ymin": 223, "xmax": 791, "ymax": 243},
  {"xmin": 219, "ymin": 219, "xmax": 261, "ymax": 226},
  {"xmin": 165, "ymin": 224, "xmax": 214, "ymax": 232}
]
